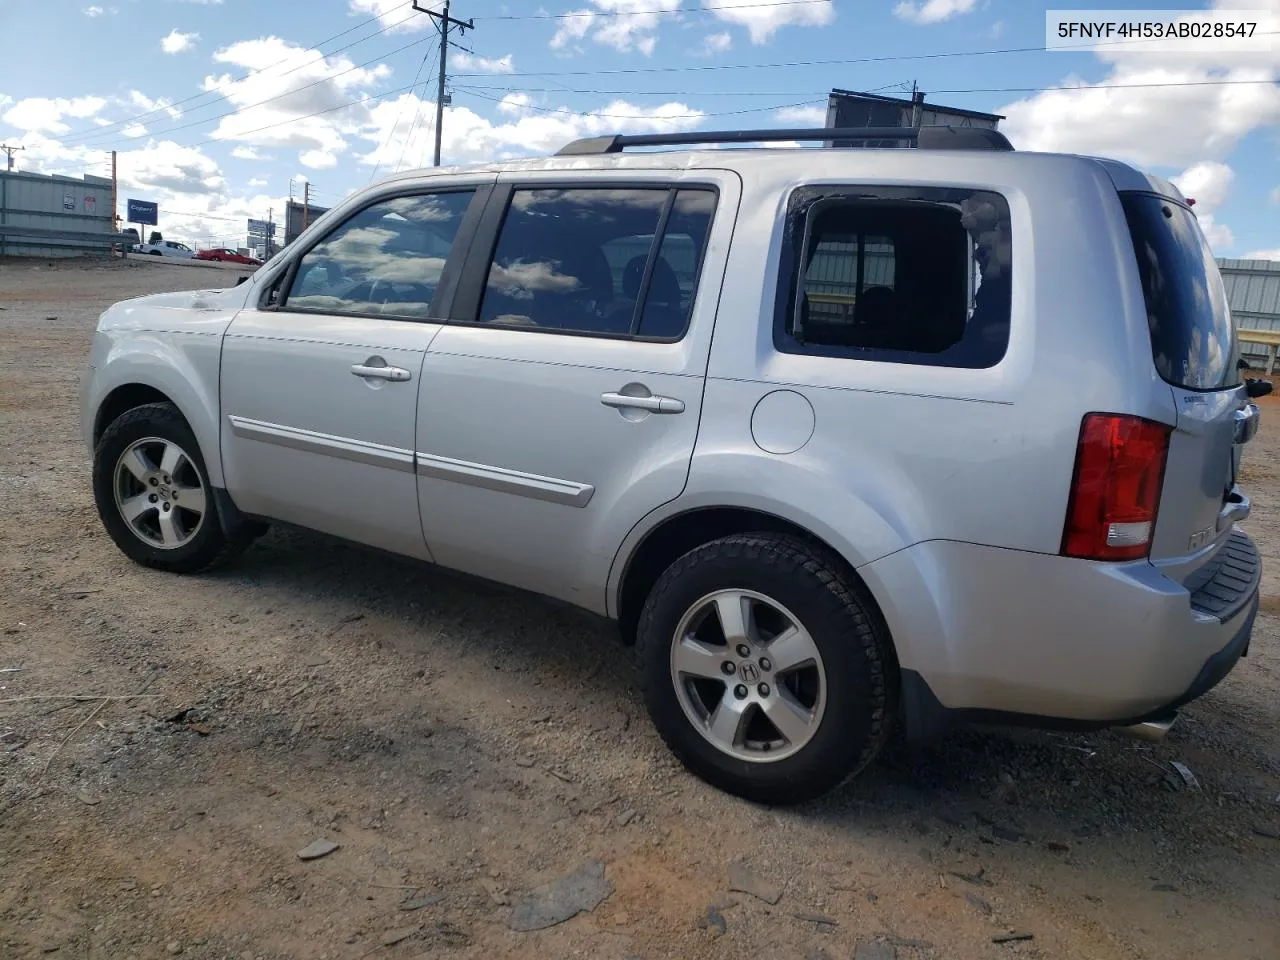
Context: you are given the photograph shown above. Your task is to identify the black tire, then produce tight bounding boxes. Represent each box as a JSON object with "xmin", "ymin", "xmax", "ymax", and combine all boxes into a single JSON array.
[
  {"xmin": 148, "ymin": 250, "xmax": 162, "ymax": 256},
  {"xmin": 636, "ymin": 533, "xmax": 894, "ymax": 805},
  {"xmin": 92, "ymin": 402, "xmax": 253, "ymax": 574}
]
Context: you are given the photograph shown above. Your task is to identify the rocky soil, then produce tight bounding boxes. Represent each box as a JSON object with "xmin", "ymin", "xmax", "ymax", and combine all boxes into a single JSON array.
[{"xmin": 1, "ymin": 256, "xmax": 1278, "ymax": 960}]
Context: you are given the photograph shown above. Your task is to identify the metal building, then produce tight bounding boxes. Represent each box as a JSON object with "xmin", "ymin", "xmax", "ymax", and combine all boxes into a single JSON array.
[
  {"xmin": 825, "ymin": 89, "xmax": 1004, "ymax": 148},
  {"xmin": 0, "ymin": 170, "xmax": 119, "ymax": 257},
  {"xmin": 284, "ymin": 198, "xmax": 331, "ymax": 246},
  {"xmin": 1219, "ymin": 257, "xmax": 1280, "ymax": 366}
]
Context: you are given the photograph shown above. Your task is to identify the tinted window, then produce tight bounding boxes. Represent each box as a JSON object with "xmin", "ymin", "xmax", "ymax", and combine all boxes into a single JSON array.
[
  {"xmin": 284, "ymin": 191, "xmax": 473, "ymax": 318},
  {"xmin": 778, "ymin": 188, "xmax": 1011, "ymax": 369},
  {"xmin": 477, "ymin": 187, "xmax": 715, "ymax": 338},
  {"xmin": 1121, "ymin": 193, "xmax": 1238, "ymax": 391},
  {"xmin": 637, "ymin": 190, "xmax": 715, "ymax": 339}
]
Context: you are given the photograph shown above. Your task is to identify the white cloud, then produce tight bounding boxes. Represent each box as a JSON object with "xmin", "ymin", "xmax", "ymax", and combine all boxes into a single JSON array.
[
  {"xmin": 300, "ymin": 148, "xmax": 338, "ymax": 169},
  {"xmin": 2, "ymin": 96, "xmax": 105, "ymax": 134},
  {"xmin": 773, "ymin": 104, "xmax": 827, "ymax": 126},
  {"xmin": 122, "ymin": 122, "xmax": 148, "ymax": 138},
  {"xmin": 1171, "ymin": 161, "xmax": 1235, "ymax": 249},
  {"xmin": 701, "ymin": 32, "xmax": 732, "ymax": 55},
  {"xmin": 231, "ymin": 145, "xmax": 267, "ymax": 160},
  {"xmin": 707, "ymin": 0, "xmax": 834, "ymax": 42},
  {"xmin": 203, "ymin": 36, "xmax": 392, "ymax": 165},
  {"xmin": 1243, "ymin": 249, "xmax": 1280, "ymax": 261},
  {"xmin": 161, "ymin": 29, "xmax": 199, "ymax": 54},
  {"xmin": 497, "ymin": 92, "xmax": 532, "ymax": 115},
  {"xmin": 893, "ymin": 0, "xmax": 978, "ymax": 24},
  {"xmin": 83, "ymin": 5, "xmax": 104, "ymax": 15},
  {"xmin": 248, "ymin": 177, "xmax": 268, "ymax": 187},
  {"xmin": 348, "ymin": 0, "xmax": 427, "ymax": 32},
  {"xmin": 127, "ymin": 90, "xmax": 183, "ymax": 120},
  {"xmin": 356, "ymin": 93, "xmax": 704, "ymax": 172},
  {"xmin": 450, "ymin": 52, "xmax": 514, "ymax": 74},
  {"xmin": 551, "ymin": 0, "xmax": 679, "ymax": 55},
  {"xmin": 998, "ymin": 0, "xmax": 1280, "ymax": 168}
]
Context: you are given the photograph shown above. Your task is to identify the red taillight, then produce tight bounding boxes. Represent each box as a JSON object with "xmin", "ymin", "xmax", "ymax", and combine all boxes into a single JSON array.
[{"xmin": 1061, "ymin": 413, "xmax": 1171, "ymax": 561}]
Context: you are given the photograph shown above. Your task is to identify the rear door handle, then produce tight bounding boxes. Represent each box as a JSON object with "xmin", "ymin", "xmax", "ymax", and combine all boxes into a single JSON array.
[
  {"xmin": 601, "ymin": 392, "xmax": 685, "ymax": 415},
  {"xmin": 351, "ymin": 362, "xmax": 412, "ymax": 382}
]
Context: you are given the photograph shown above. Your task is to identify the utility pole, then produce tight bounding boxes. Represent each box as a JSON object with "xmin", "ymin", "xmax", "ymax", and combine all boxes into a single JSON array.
[
  {"xmin": 0, "ymin": 143, "xmax": 23, "ymax": 171},
  {"xmin": 303, "ymin": 181, "xmax": 311, "ymax": 230},
  {"xmin": 413, "ymin": 0, "xmax": 473, "ymax": 167},
  {"xmin": 910, "ymin": 81, "xmax": 924, "ymax": 129}
]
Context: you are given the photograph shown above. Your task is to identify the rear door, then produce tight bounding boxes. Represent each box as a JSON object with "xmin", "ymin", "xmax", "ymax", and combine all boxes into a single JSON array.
[
  {"xmin": 414, "ymin": 172, "xmax": 737, "ymax": 608},
  {"xmin": 1119, "ymin": 192, "xmax": 1256, "ymax": 570}
]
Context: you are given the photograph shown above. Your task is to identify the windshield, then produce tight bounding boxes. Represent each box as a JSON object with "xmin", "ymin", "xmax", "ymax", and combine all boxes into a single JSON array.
[{"xmin": 1120, "ymin": 192, "xmax": 1238, "ymax": 391}]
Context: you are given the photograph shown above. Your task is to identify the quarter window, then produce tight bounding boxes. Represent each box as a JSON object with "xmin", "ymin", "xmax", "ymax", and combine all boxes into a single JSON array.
[
  {"xmin": 476, "ymin": 186, "xmax": 716, "ymax": 339},
  {"xmin": 283, "ymin": 191, "xmax": 474, "ymax": 319},
  {"xmin": 778, "ymin": 187, "xmax": 1012, "ymax": 369}
]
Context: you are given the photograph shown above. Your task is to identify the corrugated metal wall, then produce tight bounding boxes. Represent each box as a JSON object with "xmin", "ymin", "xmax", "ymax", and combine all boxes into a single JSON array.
[
  {"xmin": 1219, "ymin": 257, "xmax": 1280, "ymax": 360},
  {"xmin": 0, "ymin": 171, "xmax": 115, "ymax": 257}
]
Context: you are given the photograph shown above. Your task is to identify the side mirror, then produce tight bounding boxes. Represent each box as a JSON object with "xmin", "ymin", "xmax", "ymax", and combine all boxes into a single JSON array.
[{"xmin": 1245, "ymin": 378, "xmax": 1273, "ymax": 399}]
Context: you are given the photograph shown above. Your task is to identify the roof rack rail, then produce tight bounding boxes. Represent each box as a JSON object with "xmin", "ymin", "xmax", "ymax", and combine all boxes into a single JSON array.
[
  {"xmin": 555, "ymin": 126, "xmax": 1013, "ymax": 158},
  {"xmin": 555, "ymin": 125, "xmax": 1014, "ymax": 157}
]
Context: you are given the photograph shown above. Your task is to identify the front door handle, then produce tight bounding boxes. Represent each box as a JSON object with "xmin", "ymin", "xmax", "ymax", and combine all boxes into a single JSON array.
[
  {"xmin": 351, "ymin": 362, "xmax": 412, "ymax": 382},
  {"xmin": 601, "ymin": 392, "xmax": 685, "ymax": 415}
]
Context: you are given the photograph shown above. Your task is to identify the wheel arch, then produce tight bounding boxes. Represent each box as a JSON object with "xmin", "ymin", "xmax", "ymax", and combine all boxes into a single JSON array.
[
  {"xmin": 87, "ymin": 336, "xmax": 226, "ymax": 486},
  {"xmin": 612, "ymin": 505, "xmax": 897, "ymax": 662},
  {"xmin": 94, "ymin": 383, "xmax": 173, "ymax": 447}
]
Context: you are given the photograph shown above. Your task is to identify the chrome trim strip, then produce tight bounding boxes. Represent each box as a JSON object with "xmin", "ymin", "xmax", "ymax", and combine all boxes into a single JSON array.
[
  {"xmin": 415, "ymin": 452, "xmax": 595, "ymax": 507},
  {"xmin": 227, "ymin": 416, "xmax": 416, "ymax": 473}
]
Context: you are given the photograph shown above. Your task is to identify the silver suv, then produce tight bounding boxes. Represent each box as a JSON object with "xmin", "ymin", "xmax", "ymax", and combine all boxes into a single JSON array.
[{"xmin": 81, "ymin": 126, "xmax": 1262, "ymax": 804}]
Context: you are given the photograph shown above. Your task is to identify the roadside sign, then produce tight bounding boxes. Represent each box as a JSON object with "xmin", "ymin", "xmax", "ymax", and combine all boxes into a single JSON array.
[
  {"xmin": 127, "ymin": 198, "xmax": 158, "ymax": 225},
  {"xmin": 63, "ymin": 194, "xmax": 75, "ymax": 211},
  {"xmin": 247, "ymin": 218, "xmax": 275, "ymax": 237}
]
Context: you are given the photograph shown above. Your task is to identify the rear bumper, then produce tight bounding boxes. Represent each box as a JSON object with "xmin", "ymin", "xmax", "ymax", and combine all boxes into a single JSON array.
[{"xmin": 860, "ymin": 531, "xmax": 1260, "ymax": 732}]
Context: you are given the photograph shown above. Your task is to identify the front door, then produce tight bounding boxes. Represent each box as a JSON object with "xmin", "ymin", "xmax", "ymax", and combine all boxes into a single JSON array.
[
  {"xmin": 415, "ymin": 173, "xmax": 737, "ymax": 609},
  {"xmin": 220, "ymin": 184, "xmax": 487, "ymax": 560}
]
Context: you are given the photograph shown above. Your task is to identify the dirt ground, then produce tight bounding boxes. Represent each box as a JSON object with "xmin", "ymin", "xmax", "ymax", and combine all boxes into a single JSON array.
[{"xmin": 1, "ymin": 256, "xmax": 1278, "ymax": 960}]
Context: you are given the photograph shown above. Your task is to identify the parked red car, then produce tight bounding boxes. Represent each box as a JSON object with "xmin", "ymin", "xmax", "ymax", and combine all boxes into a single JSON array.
[{"xmin": 195, "ymin": 248, "xmax": 262, "ymax": 265}]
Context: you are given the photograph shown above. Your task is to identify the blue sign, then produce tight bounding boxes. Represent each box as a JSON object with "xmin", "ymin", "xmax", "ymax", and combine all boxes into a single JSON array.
[
  {"xmin": 126, "ymin": 198, "xmax": 158, "ymax": 226},
  {"xmin": 247, "ymin": 218, "xmax": 275, "ymax": 237}
]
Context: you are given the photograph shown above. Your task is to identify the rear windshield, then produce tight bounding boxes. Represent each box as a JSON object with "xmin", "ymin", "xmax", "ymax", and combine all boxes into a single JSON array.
[{"xmin": 1121, "ymin": 192, "xmax": 1238, "ymax": 391}]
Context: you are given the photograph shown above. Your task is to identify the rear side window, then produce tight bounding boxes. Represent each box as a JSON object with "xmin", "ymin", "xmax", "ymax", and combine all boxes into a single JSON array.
[
  {"xmin": 1120, "ymin": 193, "xmax": 1238, "ymax": 391},
  {"xmin": 776, "ymin": 186, "xmax": 1012, "ymax": 369},
  {"xmin": 476, "ymin": 186, "xmax": 716, "ymax": 340}
]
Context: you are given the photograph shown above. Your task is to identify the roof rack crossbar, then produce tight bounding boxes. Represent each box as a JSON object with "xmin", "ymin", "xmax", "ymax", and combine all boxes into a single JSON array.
[{"xmin": 555, "ymin": 125, "xmax": 1013, "ymax": 156}]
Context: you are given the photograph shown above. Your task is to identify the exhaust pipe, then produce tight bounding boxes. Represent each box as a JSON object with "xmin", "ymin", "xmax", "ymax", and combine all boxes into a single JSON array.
[{"xmin": 1117, "ymin": 712, "xmax": 1177, "ymax": 742}]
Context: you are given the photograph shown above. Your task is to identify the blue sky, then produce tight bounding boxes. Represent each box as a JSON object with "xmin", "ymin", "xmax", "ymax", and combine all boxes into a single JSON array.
[{"xmin": 0, "ymin": 0, "xmax": 1275, "ymax": 255}]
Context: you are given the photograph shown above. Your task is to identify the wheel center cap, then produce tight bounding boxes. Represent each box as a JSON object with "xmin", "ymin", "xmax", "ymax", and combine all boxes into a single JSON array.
[{"xmin": 738, "ymin": 661, "xmax": 760, "ymax": 684}]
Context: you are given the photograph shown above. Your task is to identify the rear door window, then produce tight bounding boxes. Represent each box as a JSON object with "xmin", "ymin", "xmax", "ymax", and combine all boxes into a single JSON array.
[
  {"xmin": 1120, "ymin": 193, "xmax": 1238, "ymax": 391},
  {"xmin": 475, "ymin": 186, "xmax": 716, "ymax": 340}
]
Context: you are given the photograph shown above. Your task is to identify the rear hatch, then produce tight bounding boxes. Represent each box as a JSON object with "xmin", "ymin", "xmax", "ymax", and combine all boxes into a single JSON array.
[{"xmin": 1119, "ymin": 191, "xmax": 1256, "ymax": 578}]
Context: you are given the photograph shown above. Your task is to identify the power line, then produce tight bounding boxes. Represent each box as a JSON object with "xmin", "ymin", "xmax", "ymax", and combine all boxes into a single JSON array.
[
  {"xmin": 458, "ymin": 87, "xmax": 823, "ymax": 120},
  {"xmin": 474, "ymin": 0, "xmax": 829, "ymax": 19},
  {"xmin": 396, "ymin": 49, "xmax": 441, "ymax": 173},
  {"xmin": 455, "ymin": 30, "xmax": 1280, "ymax": 78},
  {"xmin": 370, "ymin": 46, "xmax": 437, "ymax": 182},
  {"xmin": 455, "ymin": 77, "xmax": 1280, "ymax": 101},
  {"xmin": 62, "ymin": 33, "xmax": 434, "ymax": 149},
  {"xmin": 56, "ymin": 8, "xmax": 420, "ymax": 145}
]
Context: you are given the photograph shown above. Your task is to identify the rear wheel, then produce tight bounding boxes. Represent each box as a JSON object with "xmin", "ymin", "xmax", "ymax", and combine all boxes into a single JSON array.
[
  {"xmin": 637, "ymin": 533, "xmax": 893, "ymax": 805},
  {"xmin": 92, "ymin": 402, "xmax": 253, "ymax": 573}
]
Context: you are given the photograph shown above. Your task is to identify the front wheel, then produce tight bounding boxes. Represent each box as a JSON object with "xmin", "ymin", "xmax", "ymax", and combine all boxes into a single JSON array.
[
  {"xmin": 636, "ymin": 533, "xmax": 894, "ymax": 805},
  {"xmin": 92, "ymin": 402, "xmax": 253, "ymax": 573}
]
